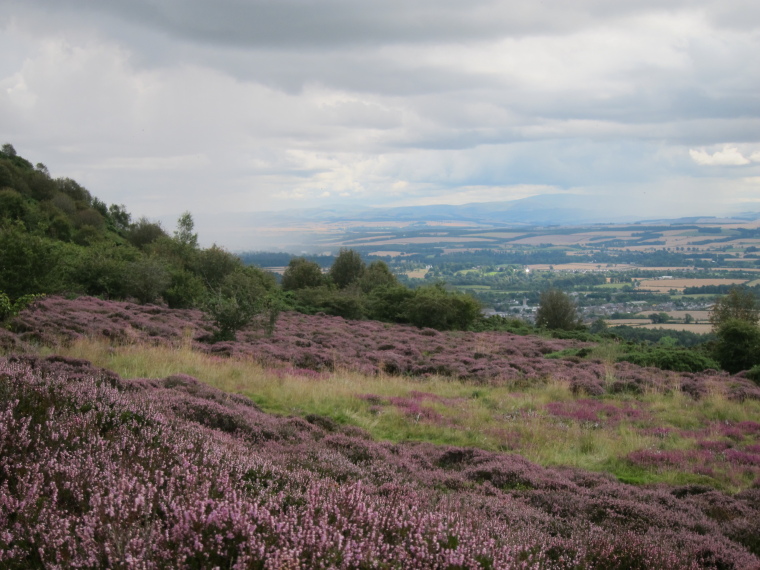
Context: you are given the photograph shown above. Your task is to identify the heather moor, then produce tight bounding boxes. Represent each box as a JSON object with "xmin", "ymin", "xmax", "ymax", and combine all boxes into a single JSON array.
[{"xmin": 2, "ymin": 147, "xmax": 760, "ymax": 568}]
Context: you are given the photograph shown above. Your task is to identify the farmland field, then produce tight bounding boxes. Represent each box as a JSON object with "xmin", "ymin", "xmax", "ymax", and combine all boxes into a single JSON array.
[
  {"xmin": 636, "ymin": 323, "xmax": 714, "ymax": 333},
  {"xmin": 637, "ymin": 278, "xmax": 749, "ymax": 292}
]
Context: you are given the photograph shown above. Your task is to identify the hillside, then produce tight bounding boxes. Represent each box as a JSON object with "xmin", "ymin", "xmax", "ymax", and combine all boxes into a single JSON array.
[{"xmin": 2, "ymin": 297, "xmax": 760, "ymax": 567}]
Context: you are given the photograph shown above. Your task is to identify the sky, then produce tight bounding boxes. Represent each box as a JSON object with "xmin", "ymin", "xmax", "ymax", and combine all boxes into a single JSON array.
[{"xmin": 1, "ymin": 0, "xmax": 759, "ymax": 248}]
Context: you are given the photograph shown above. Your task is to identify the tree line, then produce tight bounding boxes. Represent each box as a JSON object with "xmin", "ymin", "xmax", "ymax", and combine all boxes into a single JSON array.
[{"xmin": 0, "ymin": 145, "xmax": 482, "ymax": 337}]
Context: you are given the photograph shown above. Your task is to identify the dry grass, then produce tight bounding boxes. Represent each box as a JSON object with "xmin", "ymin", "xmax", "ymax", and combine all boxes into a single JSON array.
[{"xmin": 33, "ymin": 335, "xmax": 760, "ymax": 489}]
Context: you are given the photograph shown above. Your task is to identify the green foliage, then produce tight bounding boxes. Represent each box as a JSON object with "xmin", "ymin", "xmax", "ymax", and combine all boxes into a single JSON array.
[
  {"xmin": 616, "ymin": 347, "xmax": 720, "ymax": 373},
  {"xmin": 648, "ymin": 312, "xmax": 670, "ymax": 324},
  {"xmin": 470, "ymin": 315, "xmax": 534, "ymax": 335},
  {"xmin": 589, "ymin": 318, "xmax": 608, "ymax": 335},
  {"xmin": 70, "ymin": 243, "xmax": 140, "ymax": 298},
  {"xmin": 0, "ymin": 188, "xmax": 29, "ymax": 222},
  {"xmin": 709, "ymin": 287, "xmax": 759, "ymax": 330},
  {"xmin": 204, "ymin": 268, "xmax": 277, "ymax": 341},
  {"xmin": 713, "ymin": 318, "xmax": 760, "ymax": 374},
  {"xmin": 402, "ymin": 284, "xmax": 481, "ymax": 331},
  {"xmin": 365, "ymin": 285, "xmax": 415, "ymax": 322},
  {"xmin": 0, "ymin": 223, "xmax": 76, "ymax": 297},
  {"xmin": 173, "ymin": 211, "xmax": 198, "ymax": 249},
  {"xmin": 126, "ymin": 217, "xmax": 167, "ymax": 250},
  {"xmin": 281, "ymin": 257, "xmax": 324, "ymax": 291},
  {"xmin": 329, "ymin": 248, "xmax": 365, "ymax": 289},
  {"xmin": 0, "ymin": 291, "xmax": 42, "ymax": 325},
  {"xmin": 124, "ymin": 257, "xmax": 172, "ymax": 304},
  {"xmin": 744, "ymin": 365, "xmax": 760, "ymax": 386},
  {"xmin": 194, "ymin": 245, "xmax": 243, "ymax": 290},
  {"xmin": 606, "ymin": 325, "xmax": 713, "ymax": 348},
  {"xmin": 535, "ymin": 289, "xmax": 582, "ymax": 331},
  {"xmin": 107, "ymin": 204, "xmax": 132, "ymax": 233},
  {"xmin": 357, "ymin": 260, "xmax": 398, "ymax": 293},
  {"xmin": 163, "ymin": 269, "xmax": 206, "ymax": 309},
  {"xmin": 290, "ymin": 286, "xmax": 366, "ymax": 320}
]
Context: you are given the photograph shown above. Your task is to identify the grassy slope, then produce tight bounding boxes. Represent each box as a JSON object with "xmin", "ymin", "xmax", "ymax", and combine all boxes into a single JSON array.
[{"xmin": 43, "ymin": 334, "xmax": 760, "ymax": 492}]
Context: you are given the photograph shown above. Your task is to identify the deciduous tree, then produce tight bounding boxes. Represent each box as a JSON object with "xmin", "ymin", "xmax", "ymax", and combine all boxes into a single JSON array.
[
  {"xmin": 535, "ymin": 289, "xmax": 582, "ymax": 331},
  {"xmin": 709, "ymin": 287, "xmax": 759, "ymax": 330},
  {"xmin": 281, "ymin": 257, "xmax": 324, "ymax": 291},
  {"xmin": 329, "ymin": 248, "xmax": 365, "ymax": 289}
]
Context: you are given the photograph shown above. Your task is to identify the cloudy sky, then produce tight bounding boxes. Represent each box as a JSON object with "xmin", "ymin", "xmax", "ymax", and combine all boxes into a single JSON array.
[{"xmin": 1, "ymin": 0, "xmax": 759, "ymax": 246}]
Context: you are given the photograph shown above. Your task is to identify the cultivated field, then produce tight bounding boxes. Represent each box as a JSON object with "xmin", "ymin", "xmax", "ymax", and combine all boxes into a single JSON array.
[{"xmin": 637, "ymin": 278, "xmax": 749, "ymax": 292}]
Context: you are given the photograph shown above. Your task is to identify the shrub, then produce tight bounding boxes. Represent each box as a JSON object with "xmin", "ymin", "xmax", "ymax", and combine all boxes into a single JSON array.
[
  {"xmin": 0, "ymin": 291, "xmax": 41, "ymax": 325},
  {"xmin": 204, "ymin": 268, "xmax": 277, "ymax": 341},
  {"xmin": 744, "ymin": 365, "xmax": 760, "ymax": 386},
  {"xmin": 617, "ymin": 347, "xmax": 721, "ymax": 373},
  {"xmin": 402, "ymin": 284, "xmax": 480, "ymax": 331}
]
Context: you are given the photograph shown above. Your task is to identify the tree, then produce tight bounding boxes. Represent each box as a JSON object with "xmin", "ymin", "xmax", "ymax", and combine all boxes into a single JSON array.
[
  {"xmin": 194, "ymin": 245, "xmax": 242, "ymax": 290},
  {"xmin": 358, "ymin": 260, "xmax": 398, "ymax": 293},
  {"xmin": 329, "ymin": 248, "xmax": 365, "ymax": 289},
  {"xmin": 281, "ymin": 257, "xmax": 324, "ymax": 291},
  {"xmin": 126, "ymin": 217, "xmax": 167, "ymax": 250},
  {"xmin": 713, "ymin": 318, "xmax": 760, "ymax": 374},
  {"xmin": 535, "ymin": 289, "xmax": 582, "ymax": 330},
  {"xmin": 709, "ymin": 287, "xmax": 759, "ymax": 330},
  {"xmin": 108, "ymin": 204, "xmax": 132, "ymax": 233},
  {"xmin": 174, "ymin": 211, "xmax": 198, "ymax": 249},
  {"xmin": 649, "ymin": 312, "xmax": 670, "ymax": 324}
]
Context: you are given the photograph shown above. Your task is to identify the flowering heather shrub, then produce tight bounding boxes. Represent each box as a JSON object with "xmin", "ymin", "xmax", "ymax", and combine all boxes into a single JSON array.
[
  {"xmin": 12, "ymin": 296, "xmax": 760, "ymax": 403},
  {"xmin": 3, "ymin": 356, "xmax": 760, "ymax": 567},
  {"xmin": 545, "ymin": 399, "xmax": 648, "ymax": 427}
]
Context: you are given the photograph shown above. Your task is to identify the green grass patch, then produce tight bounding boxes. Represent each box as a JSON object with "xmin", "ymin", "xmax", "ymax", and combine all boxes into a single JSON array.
[{"xmin": 37, "ymin": 337, "xmax": 760, "ymax": 491}]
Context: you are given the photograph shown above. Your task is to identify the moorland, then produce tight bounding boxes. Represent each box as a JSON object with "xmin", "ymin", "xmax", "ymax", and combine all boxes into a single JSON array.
[{"xmin": 2, "ymin": 145, "xmax": 760, "ymax": 568}]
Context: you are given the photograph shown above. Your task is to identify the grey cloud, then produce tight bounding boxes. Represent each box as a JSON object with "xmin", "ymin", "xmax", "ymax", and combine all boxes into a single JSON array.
[{"xmin": 15, "ymin": 0, "xmax": 758, "ymax": 51}]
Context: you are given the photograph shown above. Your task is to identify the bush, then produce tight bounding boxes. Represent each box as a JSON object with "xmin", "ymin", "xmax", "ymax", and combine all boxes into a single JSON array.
[
  {"xmin": 470, "ymin": 315, "xmax": 534, "ymax": 335},
  {"xmin": 617, "ymin": 347, "xmax": 720, "ymax": 373},
  {"xmin": 124, "ymin": 257, "xmax": 171, "ymax": 304},
  {"xmin": 744, "ymin": 365, "xmax": 760, "ymax": 386},
  {"xmin": 0, "ymin": 223, "xmax": 77, "ymax": 297},
  {"xmin": 0, "ymin": 291, "xmax": 41, "ymax": 325},
  {"xmin": 365, "ymin": 284, "xmax": 414, "ymax": 322},
  {"xmin": 290, "ymin": 286, "xmax": 366, "ymax": 320},
  {"xmin": 204, "ymin": 268, "xmax": 277, "ymax": 341},
  {"xmin": 713, "ymin": 318, "xmax": 760, "ymax": 374},
  {"xmin": 402, "ymin": 284, "xmax": 481, "ymax": 331}
]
